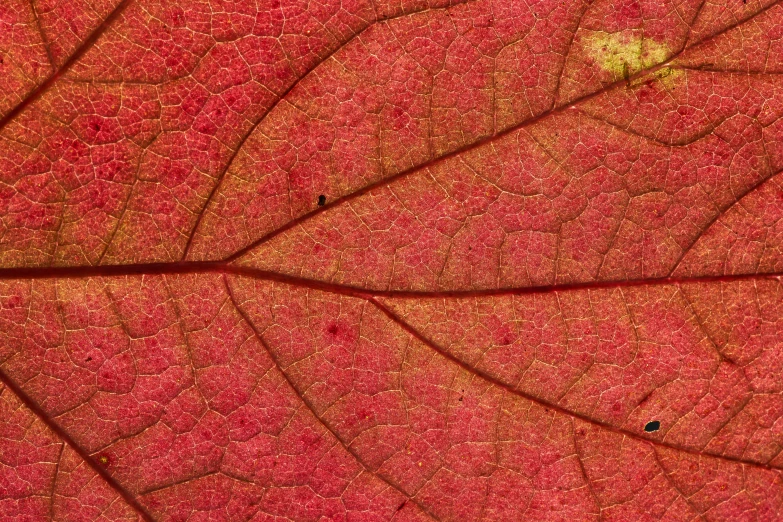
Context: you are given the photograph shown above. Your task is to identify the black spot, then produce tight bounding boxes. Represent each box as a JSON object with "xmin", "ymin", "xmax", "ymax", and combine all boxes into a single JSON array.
[
  {"xmin": 317, "ymin": 194, "xmax": 326, "ymax": 206},
  {"xmin": 86, "ymin": 357, "xmax": 92, "ymax": 362},
  {"xmin": 644, "ymin": 420, "xmax": 661, "ymax": 432}
]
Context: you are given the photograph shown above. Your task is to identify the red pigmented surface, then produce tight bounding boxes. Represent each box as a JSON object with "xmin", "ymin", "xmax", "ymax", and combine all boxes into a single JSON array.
[{"xmin": 0, "ymin": 0, "xmax": 782, "ymax": 520}]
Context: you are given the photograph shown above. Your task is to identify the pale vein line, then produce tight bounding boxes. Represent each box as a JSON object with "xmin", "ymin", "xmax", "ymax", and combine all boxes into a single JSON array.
[
  {"xmin": 223, "ymin": 274, "xmax": 440, "ymax": 522},
  {"xmin": 0, "ymin": 369, "xmax": 156, "ymax": 522},
  {"xmin": 368, "ymin": 296, "xmax": 783, "ymax": 473}
]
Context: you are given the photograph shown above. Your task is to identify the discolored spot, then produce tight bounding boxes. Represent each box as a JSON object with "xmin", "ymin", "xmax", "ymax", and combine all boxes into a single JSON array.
[
  {"xmin": 644, "ymin": 420, "xmax": 661, "ymax": 432},
  {"xmin": 97, "ymin": 455, "xmax": 110, "ymax": 466},
  {"xmin": 584, "ymin": 32, "xmax": 670, "ymax": 82},
  {"xmin": 318, "ymin": 194, "xmax": 326, "ymax": 206}
]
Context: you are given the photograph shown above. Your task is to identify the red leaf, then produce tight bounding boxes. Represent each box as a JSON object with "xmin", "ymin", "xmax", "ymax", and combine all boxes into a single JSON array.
[{"xmin": 0, "ymin": 0, "xmax": 782, "ymax": 520}]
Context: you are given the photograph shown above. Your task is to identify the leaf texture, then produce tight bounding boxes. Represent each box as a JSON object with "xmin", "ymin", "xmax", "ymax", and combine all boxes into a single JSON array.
[{"xmin": 0, "ymin": 0, "xmax": 782, "ymax": 520}]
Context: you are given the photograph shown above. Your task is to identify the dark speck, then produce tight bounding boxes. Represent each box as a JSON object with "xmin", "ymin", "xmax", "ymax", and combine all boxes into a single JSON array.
[
  {"xmin": 644, "ymin": 420, "xmax": 661, "ymax": 432},
  {"xmin": 317, "ymin": 194, "xmax": 326, "ymax": 206},
  {"xmin": 86, "ymin": 357, "xmax": 92, "ymax": 362}
]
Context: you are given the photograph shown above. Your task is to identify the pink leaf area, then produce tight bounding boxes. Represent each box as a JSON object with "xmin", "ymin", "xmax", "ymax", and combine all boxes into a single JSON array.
[{"xmin": 0, "ymin": 0, "xmax": 782, "ymax": 520}]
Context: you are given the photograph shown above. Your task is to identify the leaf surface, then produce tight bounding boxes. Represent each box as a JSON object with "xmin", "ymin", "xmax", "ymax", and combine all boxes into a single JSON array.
[{"xmin": 0, "ymin": 0, "xmax": 782, "ymax": 520}]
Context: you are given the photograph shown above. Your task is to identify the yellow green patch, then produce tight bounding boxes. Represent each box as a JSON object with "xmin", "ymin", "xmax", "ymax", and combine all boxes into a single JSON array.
[{"xmin": 584, "ymin": 31, "xmax": 671, "ymax": 81}]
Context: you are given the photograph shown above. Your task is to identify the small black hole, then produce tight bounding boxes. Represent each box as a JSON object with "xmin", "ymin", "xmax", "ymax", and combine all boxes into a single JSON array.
[
  {"xmin": 644, "ymin": 420, "xmax": 661, "ymax": 432},
  {"xmin": 317, "ymin": 195, "xmax": 326, "ymax": 206}
]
